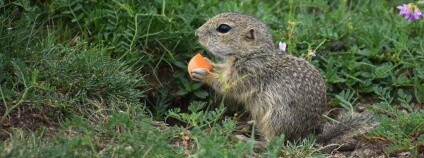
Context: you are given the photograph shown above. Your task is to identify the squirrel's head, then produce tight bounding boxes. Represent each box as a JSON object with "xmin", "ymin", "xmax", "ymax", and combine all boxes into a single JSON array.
[{"xmin": 195, "ymin": 12, "xmax": 275, "ymax": 58}]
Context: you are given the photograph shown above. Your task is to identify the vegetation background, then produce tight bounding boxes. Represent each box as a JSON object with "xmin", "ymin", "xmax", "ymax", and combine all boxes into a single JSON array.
[{"xmin": 1, "ymin": 0, "xmax": 423, "ymax": 157}]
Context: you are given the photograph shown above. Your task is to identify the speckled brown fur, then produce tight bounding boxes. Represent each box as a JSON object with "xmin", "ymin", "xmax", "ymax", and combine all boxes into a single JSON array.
[{"xmin": 191, "ymin": 12, "xmax": 328, "ymax": 141}]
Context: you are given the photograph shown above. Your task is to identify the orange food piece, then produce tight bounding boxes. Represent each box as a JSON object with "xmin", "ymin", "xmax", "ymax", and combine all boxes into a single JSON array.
[{"xmin": 188, "ymin": 53, "xmax": 213, "ymax": 76}]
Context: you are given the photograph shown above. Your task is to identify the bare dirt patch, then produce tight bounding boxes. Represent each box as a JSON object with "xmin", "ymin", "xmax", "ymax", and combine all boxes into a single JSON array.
[{"xmin": 0, "ymin": 104, "xmax": 60, "ymax": 140}]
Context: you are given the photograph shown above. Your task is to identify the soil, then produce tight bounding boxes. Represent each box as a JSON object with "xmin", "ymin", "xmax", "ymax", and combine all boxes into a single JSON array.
[{"xmin": 0, "ymin": 104, "xmax": 59, "ymax": 140}]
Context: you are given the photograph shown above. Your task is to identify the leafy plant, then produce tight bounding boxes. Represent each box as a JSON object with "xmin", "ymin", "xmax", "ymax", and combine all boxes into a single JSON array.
[
  {"xmin": 371, "ymin": 103, "xmax": 424, "ymax": 155},
  {"xmin": 280, "ymin": 139, "xmax": 322, "ymax": 158},
  {"xmin": 173, "ymin": 60, "xmax": 210, "ymax": 99},
  {"xmin": 333, "ymin": 89, "xmax": 357, "ymax": 110},
  {"xmin": 167, "ymin": 101, "xmax": 225, "ymax": 128},
  {"xmin": 189, "ymin": 119, "xmax": 249, "ymax": 157}
]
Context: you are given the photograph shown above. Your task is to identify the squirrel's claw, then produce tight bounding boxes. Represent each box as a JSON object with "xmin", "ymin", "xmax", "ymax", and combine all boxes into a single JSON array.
[{"xmin": 191, "ymin": 68, "xmax": 209, "ymax": 81}]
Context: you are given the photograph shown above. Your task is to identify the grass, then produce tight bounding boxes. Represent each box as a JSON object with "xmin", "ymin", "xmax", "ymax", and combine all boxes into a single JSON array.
[{"xmin": 1, "ymin": 0, "xmax": 424, "ymax": 157}]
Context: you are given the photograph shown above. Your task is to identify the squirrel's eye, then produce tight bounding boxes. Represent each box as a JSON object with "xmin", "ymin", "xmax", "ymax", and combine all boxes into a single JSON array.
[{"xmin": 216, "ymin": 24, "xmax": 231, "ymax": 33}]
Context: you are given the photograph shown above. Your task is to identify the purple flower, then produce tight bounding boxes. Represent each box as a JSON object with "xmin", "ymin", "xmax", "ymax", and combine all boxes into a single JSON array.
[
  {"xmin": 278, "ymin": 42, "xmax": 287, "ymax": 54},
  {"xmin": 397, "ymin": 3, "xmax": 423, "ymax": 21}
]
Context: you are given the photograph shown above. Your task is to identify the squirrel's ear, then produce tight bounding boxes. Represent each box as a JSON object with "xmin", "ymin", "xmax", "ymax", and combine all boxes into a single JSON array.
[{"xmin": 245, "ymin": 29, "xmax": 255, "ymax": 41}]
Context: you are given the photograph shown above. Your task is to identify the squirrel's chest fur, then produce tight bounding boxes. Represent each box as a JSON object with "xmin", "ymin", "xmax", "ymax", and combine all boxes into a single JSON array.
[{"xmin": 219, "ymin": 54, "xmax": 327, "ymax": 140}]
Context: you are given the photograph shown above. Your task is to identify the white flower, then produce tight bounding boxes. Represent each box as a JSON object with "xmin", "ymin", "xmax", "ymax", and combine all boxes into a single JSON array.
[{"xmin": 278, "ymin": 42, "xmax": 287, "ymax": 54}]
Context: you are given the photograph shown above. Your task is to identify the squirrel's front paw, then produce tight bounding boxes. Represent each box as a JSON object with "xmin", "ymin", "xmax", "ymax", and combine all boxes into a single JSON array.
[{"xmin": 191, "ymin": 68, "xmax": 209, "ymax": 82}]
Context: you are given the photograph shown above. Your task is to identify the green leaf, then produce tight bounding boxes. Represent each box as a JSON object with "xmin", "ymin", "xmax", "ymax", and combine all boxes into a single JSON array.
[
  {"xmin": 193, "ymin": 90, "xmax": 209, "ymax": 99},
  {"xmin": 181, "ymin": 78, "xmax": 192, "ymax": 91},
  {"xmin": 414, "ymin": 80, "xmax": 424, "ymax": 103},
  {"xmin": 72, "ymin": 3, "xmax": 82, "ymax": 11},
  {"xmin": 176, "ymin": 89, "xmax": 189, "ymax": 96},
  {"xmin": 191, "ymin": 83, "xmax": 203, "ymax": 90},
  {"xmin": 173, "ymin": 61, "xmax": 187, "ymax": 69},
  {"xmin": 335, "ymin": 89, "xmax": 355, "ymax": 111},
  {"xmin": 188, "ymin": 101, "xmax": 206, "ymax": 113},
  {"xmin": 31, "ymin": 69, "xmax": 39, "ymax": 85},
  {"xmin": 72, "ymin": 13, "xmax": 84, "ymax": 22},
  {"xmin": 62, "ymin": 10, "xmax": 72, "ymax": 14}
]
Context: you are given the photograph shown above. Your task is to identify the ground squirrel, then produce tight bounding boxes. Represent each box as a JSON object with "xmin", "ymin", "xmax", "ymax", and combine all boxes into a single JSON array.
[{"xmin": 191, "ymin": 12, "xmax": 370, "ymax": 143}]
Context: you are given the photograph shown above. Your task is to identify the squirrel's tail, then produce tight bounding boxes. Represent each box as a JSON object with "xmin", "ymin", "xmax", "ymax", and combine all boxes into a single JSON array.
[{"xmin": 315, "ymin": 111, "xmax": 376, "ymax": 145}]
